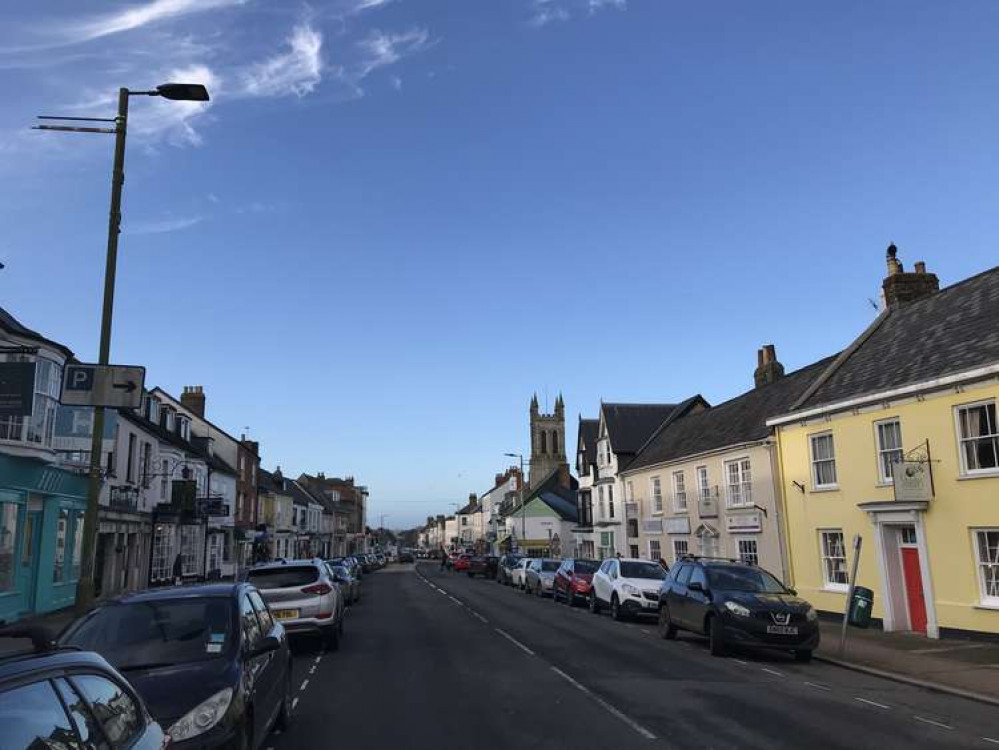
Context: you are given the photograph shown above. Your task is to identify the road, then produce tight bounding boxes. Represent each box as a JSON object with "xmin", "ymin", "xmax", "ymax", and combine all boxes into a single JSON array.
[{"xmin": 269, "ymin": 563, "xmax": 999, "ymax": 749}]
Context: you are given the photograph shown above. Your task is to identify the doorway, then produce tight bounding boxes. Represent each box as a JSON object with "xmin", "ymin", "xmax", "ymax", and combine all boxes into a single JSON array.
[{"xmin": 898, "ymin": 526, "xmax": 928, "ymax": 634}]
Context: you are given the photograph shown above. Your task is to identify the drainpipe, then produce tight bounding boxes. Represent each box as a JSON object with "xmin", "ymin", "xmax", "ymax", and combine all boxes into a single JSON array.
[{"xmin": 767, "ymin": 436, "xmax": 793, "ymax": 586}]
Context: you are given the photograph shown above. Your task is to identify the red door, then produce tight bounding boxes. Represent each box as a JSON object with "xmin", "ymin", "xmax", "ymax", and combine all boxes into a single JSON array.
[{"xmin": 901, "ymin": 547, "xmax": 927, "ymax": 634}]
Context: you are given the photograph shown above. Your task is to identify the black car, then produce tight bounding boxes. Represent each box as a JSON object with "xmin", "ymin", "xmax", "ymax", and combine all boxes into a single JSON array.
[
  {"xmin": 399, "ymin": 550, "xmax": 415, "ymax": 563},
  {"xmin": 496, "ymin": 554, "xmax": 522, "ymax": 585},
  {"xmin": 467, "ymin": 555, "xmax": 499, "ymax": 578},
  {"xmin": 658, "ymin": 558, "xmax": 820, "ymax": 661},
  {"xmin": 0, "ymin": 627, "xmax": 168, "ymax": 750},
  {"xmin": 61, "ymin": 583, "xmax": 293, "ymax": 749}
]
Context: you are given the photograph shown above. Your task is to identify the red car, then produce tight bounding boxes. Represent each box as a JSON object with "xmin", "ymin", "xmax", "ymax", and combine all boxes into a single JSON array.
[
  {"xmin": 553, "ymin": 558, "xmax": 600, "ymax": 606},
  {"xmin": 453, "ymin": 554, "xmax": 473, "ymax": 572}
]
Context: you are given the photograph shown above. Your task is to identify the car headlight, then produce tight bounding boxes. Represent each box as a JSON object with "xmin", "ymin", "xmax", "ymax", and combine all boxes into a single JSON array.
[
  {"xmin": 806, "ymin": 606, "xmax": 818, "ymax": 622},
  {"xmin": 724, "ymin": 601, "xmax": 751, "ymax": 618},
  {"xmin": 622, "ymin": 583, "xmax": 641, "ymax": 597},
  {"xmin": 167, "ymin": 688, "xmax": 233, "ymax": 742}
]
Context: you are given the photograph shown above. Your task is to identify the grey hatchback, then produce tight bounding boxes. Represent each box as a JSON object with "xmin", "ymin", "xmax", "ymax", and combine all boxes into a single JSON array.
[{"xmin": 245, "ymin": 559, "xmax": 345, "ymax": 649}]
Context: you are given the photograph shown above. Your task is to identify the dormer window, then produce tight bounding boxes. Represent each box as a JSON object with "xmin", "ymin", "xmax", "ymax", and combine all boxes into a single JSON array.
[
  {"xmin": 178, "ymin": 417, "xmax": 191, "ymax": 442},
  {"xmin": 148, "ymin": 398, "xmax": 159, "ymax": 425},
  {"xmin": 165, "ymin": 410, "xmax": 175, "ymax": 433}
]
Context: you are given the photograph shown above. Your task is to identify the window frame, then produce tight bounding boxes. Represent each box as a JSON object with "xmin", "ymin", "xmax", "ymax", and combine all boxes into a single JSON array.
[
  {"xmin": 819, "ymin": 528, "xmax": 849, "ymax": 592},
  {"xmin": 650, "ymin": 475, "xmax": 662, "ymax": 514},
  {"xmin": 809, "ymin": 431, "xmax": 838, "ymax": 490},
  {"xmin": 672, "ymin": 538, "xmax": 689, "ymax": 563},
  {"xmin": 724, "ymin": 457, "xmax": 753, "ymax": 508},
  {"xmin": 649, "ymin": 538, "xmax": 662, "ymax": 561},
  {"xmin": 955, "ymin": 400, "xmax": 999, "ymax": 476},
  {"xmin": 874, "ymin": 418, "xmax": 903, "ymax": 485},
  {"xmin": 735, "ymin": 537, "xmax": 759, "ymax": 566},
  {"xmin": 671, "ymin": 470, "xmax": 687, "ymax": 512},
  {"xmin": 973, "ymin": 528, "xmax": 999, "ymax": 607}
]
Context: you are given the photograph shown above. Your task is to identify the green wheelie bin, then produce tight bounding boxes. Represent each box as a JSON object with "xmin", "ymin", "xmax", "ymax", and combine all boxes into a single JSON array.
[{"xmin": 848, "ymin": 586, "xmax": 874, "ymax": 628}]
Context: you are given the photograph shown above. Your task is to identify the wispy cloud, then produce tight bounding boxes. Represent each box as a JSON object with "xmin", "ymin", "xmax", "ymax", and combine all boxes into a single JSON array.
[
  {"xmin": 126, "ymin": 215, "xmax": 204, "ymax": 235},
  {"xmin": 64, "ymin": 0, "xmax": 246, "ymax": 44},
  {"xmin": 356, "ymin": 28, "xmax": 431, "ymax": 79},
  {"xmin": 241, "ymin": 23, "xmax": 324, "ymax": 98},
  {"xmin": 529, "ymin": 0, "xmax": 626, "ymax": 27}
]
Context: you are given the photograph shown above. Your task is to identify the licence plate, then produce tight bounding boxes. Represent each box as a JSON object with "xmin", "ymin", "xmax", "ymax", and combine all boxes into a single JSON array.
[
  {"xmin": 766, "ymin": 625, "xmax": 798, "ymax": 635},
  {"xmin": 273, "ymin": 609, "xmax": 299, "ymax": 621}
]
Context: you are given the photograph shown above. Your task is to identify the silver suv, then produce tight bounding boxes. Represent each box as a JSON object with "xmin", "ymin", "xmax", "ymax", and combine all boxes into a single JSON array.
[{"xmin": 246, "ymin": 559, "xmax": 345, "ymax": 649}]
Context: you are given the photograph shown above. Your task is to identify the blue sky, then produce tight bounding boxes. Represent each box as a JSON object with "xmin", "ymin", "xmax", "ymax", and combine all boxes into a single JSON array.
[{"xmin": 2, "ymin": 1, "xmax": 999, "ymax": 528}]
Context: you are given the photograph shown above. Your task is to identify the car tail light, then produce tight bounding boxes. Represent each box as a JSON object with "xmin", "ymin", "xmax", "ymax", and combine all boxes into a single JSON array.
[
  {"xmin": 316, "ymin": 612, "xmax": 332, "ymax": 619},
  {"xmin": 302, "ymin": 583, "xmax": 332, "ymax": 596}
]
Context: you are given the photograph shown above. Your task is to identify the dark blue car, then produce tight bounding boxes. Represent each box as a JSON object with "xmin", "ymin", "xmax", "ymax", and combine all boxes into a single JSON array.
[
  {"xmin": 0, "ymin": 630, "xmax": 168, "ymax": 750},
  {"xmin": 61, "ymin": 583, "xmax": 293, "ymax": 750}
]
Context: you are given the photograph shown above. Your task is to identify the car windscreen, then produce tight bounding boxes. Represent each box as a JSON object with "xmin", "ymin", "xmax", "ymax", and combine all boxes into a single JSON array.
[
  {"xmin": 246, "ymin": 565, "xmax": 319, "ymax": 589},
  {"xmin": 708, "ymin": 566, "xmax": 786, "ymax": 593},
  {"xmin": 541, "ymin": 561, "xmax": 559, "ymax": 572},
  {"xmin": 64, "ymin": 598, "xmax": 235, "ymax": 670},
  {"xmin": 573, "ymin": 560, "xmax": 598, "ymax": 574},
  {"xmin": 329, "ymin": 565, "xmax": 349, "ymax": 578},
  {"xmin": 620, "ymin": 562, "xmax": 667, "ymax": 579}
]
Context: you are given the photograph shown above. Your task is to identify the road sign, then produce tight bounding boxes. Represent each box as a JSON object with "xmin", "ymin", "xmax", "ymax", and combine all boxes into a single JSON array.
[
  {"xmin": 60, "ymin": 363, "xmax": 145, "ymax": 409},
  {"xmin": 0, "ymin": 362, "xmax": 36, "ymax": 416},
  {"xmin": 197, "ymin": 498, "xmax": 230, "ymax": 517}
]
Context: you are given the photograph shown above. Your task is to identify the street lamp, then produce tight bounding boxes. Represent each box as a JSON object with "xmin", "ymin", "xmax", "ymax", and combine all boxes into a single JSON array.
[
  {"xmin": 504, "ymin": 453, "xmax": 528, "ymax": 552},
  {"xmin": 35, "ymin": 82, "xmax": 211, "ymax": 615}
]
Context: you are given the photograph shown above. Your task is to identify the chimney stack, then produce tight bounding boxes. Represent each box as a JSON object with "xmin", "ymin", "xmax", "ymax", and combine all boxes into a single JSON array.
[
  {"xmin": 753, "ymin": 344, "xmax": 785, "ymax": 388},
  {"xmin": 882, "ymin": 244, "xmax": 939, "ymax": 307},
  {"xmin": 469, "ymin": 492, "xmax": 478, "ymax": 509},
  {"xmin": 181, "ymin": 385, "xmax": 206, "ymax": 419}
]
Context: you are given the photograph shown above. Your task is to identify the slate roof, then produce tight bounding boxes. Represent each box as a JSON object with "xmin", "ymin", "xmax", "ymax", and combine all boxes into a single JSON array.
[
  {"xmin": 601, "ymin": 403, "xmax": 679, "ymax": 454},
  {"xmin": 536, "ymin": 491, "xmax": 578, "ymax": 522},
  {"xmin": 577, "ymin": 417, "xmax": 598, "ymax": 465},
  {"xmin": 626, "ymin": 356, "xmax": 837, "ymax": 472},
  {"xmin": 0, "ymin": 305, "xmax": 73, "ymax": 357},
  {"xmin": 118, "ymin": 408, "xmax": 237, "ymax": 477},
  {"xmin": 791, "ymin": 265, "xmax": 999, "ymax": 412}
]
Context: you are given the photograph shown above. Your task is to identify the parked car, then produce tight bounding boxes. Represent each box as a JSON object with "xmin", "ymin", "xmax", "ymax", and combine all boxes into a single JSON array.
[
  {"xmin": 468, "ymin": 555, "xmax": 499, "ymax": 578},
  {"xmin": 59, "ymin": 582, "xmax": 292, "ymax": 750},
  {"xmin": 590, "ymin": 557, "xmax": 668, "ymax": 620},
  {"xmin": 330, "ymin": 556, "xmax": 362, "ymax": 580},
  {"xmin": 553, "ymin": 558, "xmax": 599, "ymax": 606},
  {"xmin": 399, "ymin": 549, "xmax": 415, "ymax": 563},
  {"xmin": 245, "ymin": 559, "xmax": 346, "ymax": 649},
  {"xmin": 510, "ymin": 558, "xmax": 533, "ymax": 590},
  {"xmin": 453, "ymin": 553, "xmax": 473, "ymax": 573},
  {"xmin": 0, "ymin": 627, "xmax": 169, "ymax": 750},
  {"xmin": 375, "ymin": 553, "xmax": 387, "ymax": 567},
  {"xmin": 658, "ymin": 558, "xmax": 820, "ymax": 660},
  {"xmin": 496, "ymin": 554, "xmax": 522, "ymax": 585},
  {"xmin": 326, "ymin": 562, "xmax": 361, "ymax": 604},
  {"xmin": 524, "ymin": 558, "xmax": 560, "ymax": 596}
]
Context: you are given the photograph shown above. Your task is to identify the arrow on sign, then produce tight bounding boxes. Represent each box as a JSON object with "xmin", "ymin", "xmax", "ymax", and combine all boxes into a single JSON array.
[{"xmin": 112, "ymin": 381, "xmax": 137, "ymax": 393}]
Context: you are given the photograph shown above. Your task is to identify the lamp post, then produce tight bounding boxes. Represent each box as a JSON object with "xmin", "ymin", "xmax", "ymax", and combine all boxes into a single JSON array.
[
  {"xmin": 504, "ymin": 453, "xmax": 528, "ymax": 552},
  {"xmin": 35, "ymin": 83, "xmax": 210, "ymax": 615}
]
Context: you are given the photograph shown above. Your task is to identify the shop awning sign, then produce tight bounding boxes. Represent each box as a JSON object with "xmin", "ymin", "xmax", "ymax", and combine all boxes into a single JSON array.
[{"xmin": 0, "ymin": 361, "xmax": 35, "ymax": 416}]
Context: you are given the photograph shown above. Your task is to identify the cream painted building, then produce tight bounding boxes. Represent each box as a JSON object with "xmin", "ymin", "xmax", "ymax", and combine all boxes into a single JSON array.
[{"xmin": 622, "ymin": 348, "xmax": 832, "ymax": 582}]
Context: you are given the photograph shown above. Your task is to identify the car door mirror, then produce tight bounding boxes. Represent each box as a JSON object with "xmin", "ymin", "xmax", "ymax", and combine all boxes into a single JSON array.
[
  {"xmin": 248, "ymin": 634, "xmax": 280, "ymax": 658},
  {"xmin": 687, "ymin": 581, "xmax": 704, "ymax": 593},
  {"xmin": 787, "ymin": 587, "xmax": 798, "ymax": 596}
]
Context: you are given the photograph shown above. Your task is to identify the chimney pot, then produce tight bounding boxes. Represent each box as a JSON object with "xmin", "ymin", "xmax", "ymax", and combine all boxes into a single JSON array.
[
  {"xmin": 753, "ymin": 344, "xmax": 785, "ymax": 388},
  {"xmin": 915, "ymin": 261, "xmax": 926, "ymax": 274},
  {"xmin": 882, "ymin": 247, "xmax": 939, "ymax": 307}
]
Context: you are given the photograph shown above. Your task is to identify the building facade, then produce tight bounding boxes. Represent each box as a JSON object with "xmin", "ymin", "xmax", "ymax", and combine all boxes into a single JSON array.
[{"xmin": 770, "ymin": 251, "xmax": 999, "ymax": 638}]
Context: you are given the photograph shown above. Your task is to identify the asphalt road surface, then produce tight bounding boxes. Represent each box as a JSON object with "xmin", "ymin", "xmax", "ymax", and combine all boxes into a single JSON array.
[{"xmin": 267, "ymin": 563, "xmax": 999, "ymax": 750}]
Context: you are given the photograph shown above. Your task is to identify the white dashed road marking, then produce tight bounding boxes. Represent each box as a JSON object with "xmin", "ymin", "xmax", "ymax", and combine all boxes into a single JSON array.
[
  {"xmin": 761, "ymin": 667, "xmax": 784, "ymax": 678},
  {"xmin": 449, "ymin": 595, "xmax": 464, "ymax": 606},
  {"xmin": 300, "ymin": 679, "xmax": 309, "ymax": 692},
  {"xmin": 495, "ymin": 628, "xmax": 536, "ymax": 656},
  {"xmin": 913, "ymin": 716, "xmax": 953, "ymax": 730},
  {"xmin": 550, "ymin": 666, "xmax": 657, "ymax": 741},
  {"xmin": 471, "ymin": 611, "xmax": 488, "ymax": 623},
  {"xmin": 732, "ymin": 658, "xmax": 748, "ymax": 666},
  {"xmin": 292, "ymin": 697, "xmax": 299, "ymax": 710},
  {"xmin": 803, "ymin": 681, "xmax": 830, "ymax": 691},
  {"xmin": 853, "ymin": 697, "xmax": 890, "ymax": 710},
  {"xmin": 981, "ymin": 737, "xmax": 999, "ymax": 745},
  {"xmin": 308, "ymin": 665, "xmax": 316, "ymax": 675}
]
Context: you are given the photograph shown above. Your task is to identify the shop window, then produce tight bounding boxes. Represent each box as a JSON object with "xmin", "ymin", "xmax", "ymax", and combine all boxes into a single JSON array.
[{"xmin": 0, "ymin": 503, "xmax": 18, "ymax": 592}]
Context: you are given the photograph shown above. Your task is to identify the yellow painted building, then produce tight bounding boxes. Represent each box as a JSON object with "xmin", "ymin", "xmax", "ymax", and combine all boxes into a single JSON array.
[{"xmin": 769, "ymin": 252, "xmax": 999, "ymax": 638}]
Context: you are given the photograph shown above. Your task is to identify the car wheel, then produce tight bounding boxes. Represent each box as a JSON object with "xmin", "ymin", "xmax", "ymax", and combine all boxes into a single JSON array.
[
  {"xmin": 658, "ymin": 606, "xmax": 677, "ymax": 640},
  {"xmin": 589, "ymin": 592, "xmax": 600, "ymax": 614},
  {"xmin": 565, "ymin": 590, "xmax": 574, "ymax": 607},
  {"xmin": 275, "ymin": 671, "xmax": 293, "ymax": 730},
  {"xmin": 794, "ymin": 649, "xmax": 813, "ymax": 663},
  {"xmin": 708, "ymin": 616, "xmax": 726, "ymax": 657},
  {"xmin": 611, "ymin": 594, "xmax": 624, "ymax": 621},
  {"xmin": 536, "ymin": 583, "xmax": 543, "ymax": 597}
]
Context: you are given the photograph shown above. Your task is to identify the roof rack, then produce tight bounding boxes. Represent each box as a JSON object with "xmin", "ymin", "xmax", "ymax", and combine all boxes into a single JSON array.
[{"xmin": 0, "ymin": 624, "xmax": 58, "ymax": 654}]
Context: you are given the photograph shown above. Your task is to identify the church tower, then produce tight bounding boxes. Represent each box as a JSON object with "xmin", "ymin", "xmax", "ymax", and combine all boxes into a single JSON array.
[{"xmin": 529, "ymin": 393, "xmax": 566, "ymax": 488}]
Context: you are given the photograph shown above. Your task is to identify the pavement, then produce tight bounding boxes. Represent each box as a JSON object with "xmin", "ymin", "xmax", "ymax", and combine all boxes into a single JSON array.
[
  {"xmin": 267, "ymin": 563, "xmax": 999, "ymax": 749},
  {"xmin": 816, "ymin": 619, "xmax": 999, "ymax": 704}
]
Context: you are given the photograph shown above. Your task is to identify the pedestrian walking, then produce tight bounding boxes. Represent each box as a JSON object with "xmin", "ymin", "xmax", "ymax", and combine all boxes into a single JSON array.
[
  {"xmin": 440, "ymin": 546, "xmax": 447, "ymax": 572},
  {"xmin": 172, "ymin": 553, "xmax": 183, "ymax": 586}
]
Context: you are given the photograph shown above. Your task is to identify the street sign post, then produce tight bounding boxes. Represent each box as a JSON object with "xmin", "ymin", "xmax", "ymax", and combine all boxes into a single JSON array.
[
  {"xmin": 60, "ymin": 363, "xmax": 145, "ymax": 409},
  {"xmin": 0, "ymin": 362, "xmax": 36, "ymax": 416}
]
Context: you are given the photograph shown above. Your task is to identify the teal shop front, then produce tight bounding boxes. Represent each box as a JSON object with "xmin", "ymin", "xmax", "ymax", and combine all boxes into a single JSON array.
[{"xmin": 0, "ymin": 453, "xmax": 88, "ymax": 624}]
